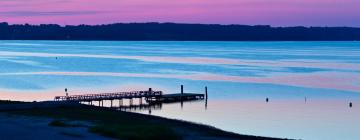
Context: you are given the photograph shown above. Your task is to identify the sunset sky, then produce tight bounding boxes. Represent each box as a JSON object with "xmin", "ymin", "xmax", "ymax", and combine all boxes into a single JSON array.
[{"xmin": 0, "ymin": 0, "xmax": 359, "ymax": 27}]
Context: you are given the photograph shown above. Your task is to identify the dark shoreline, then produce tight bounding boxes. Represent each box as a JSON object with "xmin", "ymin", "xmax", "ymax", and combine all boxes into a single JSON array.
[
  {"xmin": 1, "ymin": 22, "xmax": 360, "ymax": 41},
  {"xmin": 1, "ymin": 101, "xmax": 287, "ymax": 140}
]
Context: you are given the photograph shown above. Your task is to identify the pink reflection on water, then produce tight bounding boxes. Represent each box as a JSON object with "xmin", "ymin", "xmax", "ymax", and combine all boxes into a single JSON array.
[
  {"xmin": 2, "ymin": 71, "xmax": 360, "ymax": 93},
  {"xmin": 1, "ymin": 51, "xmax": 360, "ymax": 70},
  {"xmin": 132, "ymin": 99, "xmax": 360, "ymax": 140},
  {"xmin": 188, "ymin": 72, "xmax": 360, "ymax": 92}
]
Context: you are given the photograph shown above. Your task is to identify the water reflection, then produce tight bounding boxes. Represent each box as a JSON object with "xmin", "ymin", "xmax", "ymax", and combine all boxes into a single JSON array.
[
  {"xmin": 1, "ymin": 41, "xmax": 360, "ymax": 140},
  {"xmin": 86, "ymin": 99, "xmax": 207, "ymax": 113},
  {"xmin": 124, "ymin": 98, "xmax": 359, "ymax": 140}
]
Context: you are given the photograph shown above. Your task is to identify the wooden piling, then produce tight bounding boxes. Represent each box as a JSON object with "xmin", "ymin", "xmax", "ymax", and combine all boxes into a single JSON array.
[
  {"xmin": 181, "ymin": 85, "xmax": 184, "ymax": 94},
  {"xmin": 205, "ymin": 86, "xmax": 208, "ymax": 99}
]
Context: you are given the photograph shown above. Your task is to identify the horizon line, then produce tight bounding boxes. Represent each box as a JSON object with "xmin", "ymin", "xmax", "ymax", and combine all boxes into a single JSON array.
[{"xmin": 1, "ymin": 21, "xmax": 359, "ymax": 28}]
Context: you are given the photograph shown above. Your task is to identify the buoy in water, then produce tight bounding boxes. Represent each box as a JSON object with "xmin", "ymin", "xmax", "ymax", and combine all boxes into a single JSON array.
[
  {"xmin": 349, "ymin": 102, "xmax": 353, "ymax": 108},
  {"xmin": 266, "ymin": 98, "xmax": 269, "ymax": 102}
]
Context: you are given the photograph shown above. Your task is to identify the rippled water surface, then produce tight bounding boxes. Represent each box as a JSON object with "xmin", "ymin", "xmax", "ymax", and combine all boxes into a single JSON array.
[{"xmin": 0, "ymin": 41, "xmax": 359, "ymax": 139}]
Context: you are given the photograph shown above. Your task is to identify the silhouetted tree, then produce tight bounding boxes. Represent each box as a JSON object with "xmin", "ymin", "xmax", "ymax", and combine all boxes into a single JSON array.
[{"xmin": 0, "ymin": 22, "xmax": 359, "ymax": 41}]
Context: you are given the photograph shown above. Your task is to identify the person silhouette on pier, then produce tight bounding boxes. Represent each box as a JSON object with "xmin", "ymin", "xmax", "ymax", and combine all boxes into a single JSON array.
[{"xmin": 65, "ymin": 88, "xmax": 68, "ymax": 96}]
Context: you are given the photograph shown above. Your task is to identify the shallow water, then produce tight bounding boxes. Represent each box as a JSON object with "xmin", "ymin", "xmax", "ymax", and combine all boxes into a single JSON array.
[{"xmin": 0, "ymin": 41, "xmax": 359, "ymax": 139}]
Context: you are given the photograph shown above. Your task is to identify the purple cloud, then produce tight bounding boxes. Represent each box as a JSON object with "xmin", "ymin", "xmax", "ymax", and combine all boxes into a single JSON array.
[{"xmin": 0, "ymin": 0, "xmax": 359, "ymax": 26}]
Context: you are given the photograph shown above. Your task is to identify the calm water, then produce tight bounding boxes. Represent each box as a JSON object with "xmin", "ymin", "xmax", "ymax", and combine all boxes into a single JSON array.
[{"xmin": 0, "ymin": 41, "xmax": 360, "ymax": 140}]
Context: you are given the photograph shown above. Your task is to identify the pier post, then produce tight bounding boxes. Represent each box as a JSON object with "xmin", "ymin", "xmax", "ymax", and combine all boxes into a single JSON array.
[
  {"xmin": 181, "ymin": 85, "xmax": 184, "ymax": 94},
  {"xmin": 119, "ymin": 99, "xmax": 123, "ymax": 106},
  {"xmin": 205, "ymin": 86, "xmax": 208, "ymax": 99},
  {"xmin": 205, "ymin": 98, "xmax": 208, "ymax": 110},
  {"xmin": 111, "ymin": 100, "xmax": 113, "ymax": 108}
]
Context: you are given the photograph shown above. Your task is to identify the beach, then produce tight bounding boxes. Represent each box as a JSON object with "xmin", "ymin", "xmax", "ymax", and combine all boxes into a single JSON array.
[
  {"xmin": 0, "ymin": 113, "xmax": 112, "ymax": 140},
  {"xmin": 0, "ymin": 101, "xmax": 283, "ymax": 140}
]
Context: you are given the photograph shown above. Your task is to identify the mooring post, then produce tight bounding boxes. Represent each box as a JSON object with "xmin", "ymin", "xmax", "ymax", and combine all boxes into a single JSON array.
[
  {"xmin": 111, "ymin": 100, "xmax": 113, "ymax": 108},
  {"xmin": 181, "ymin": 85, "xmax": 184, "ymax": 95},
  {"xmin": 149, "ymin": 88, "xmax": 152, "ymax": 94},
  {"xmin": 205, "ymin": 86, "xmax": 208, "ymax": 99},
  {"xmin": 350, "ymin": 102, "xmax": 353, "ymax": 108}
]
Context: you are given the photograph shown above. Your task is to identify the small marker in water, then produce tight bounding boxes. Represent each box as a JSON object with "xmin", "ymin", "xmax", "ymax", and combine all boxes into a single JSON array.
[
  {"xmin": 349, "ymin": 102, "xmax": 353, "ymax": 108},
  {"xmin": 266, "ymin": 98, "xmax": 269, "ymax": 102}
]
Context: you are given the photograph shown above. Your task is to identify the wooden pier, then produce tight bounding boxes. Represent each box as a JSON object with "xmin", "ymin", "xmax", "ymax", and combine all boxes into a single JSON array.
[
  {"xmin": 55, "ymin": 89, "xmax": 162, "ymax": 102},
  {"xmin": 54, "ymin": 85, "xmax": 207, "ymax": 107}
]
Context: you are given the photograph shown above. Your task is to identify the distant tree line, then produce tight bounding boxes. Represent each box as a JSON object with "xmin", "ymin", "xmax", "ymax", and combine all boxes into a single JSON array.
[{"xmin": 0, "ymin": 22, "xmax": 359, "ymax": 41}]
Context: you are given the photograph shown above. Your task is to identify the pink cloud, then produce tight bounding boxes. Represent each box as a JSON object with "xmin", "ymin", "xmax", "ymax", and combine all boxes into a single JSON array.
[{"xmin": 0, "ymin": 0, "xmax": 359, "ymax": 26}]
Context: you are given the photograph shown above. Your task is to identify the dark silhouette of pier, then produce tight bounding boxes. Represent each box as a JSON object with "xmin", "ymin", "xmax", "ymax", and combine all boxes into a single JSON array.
[{"xmin": 54, "ymin": 85, "xmax": 207, "ymax": 108}]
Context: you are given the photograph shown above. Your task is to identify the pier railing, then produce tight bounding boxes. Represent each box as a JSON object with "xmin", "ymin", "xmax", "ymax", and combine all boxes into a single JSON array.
[{"xmin": 54, "ymin": 90, "xmax": 163, "ymax": 102}]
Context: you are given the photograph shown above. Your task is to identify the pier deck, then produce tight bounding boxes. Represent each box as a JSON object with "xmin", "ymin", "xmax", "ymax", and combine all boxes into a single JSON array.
[
  {"xmin": 54, "ymin": 85, "xmax": 207, "ymax": 106},
  {"xmin": 55, "ymin": 91, "xmax": 205, "ymax": 104},
  {"xmin": 147, "ymin": 93, "xmax": 205, "ymax": 103},
  {"xmin": 54, "ymin": 90, "xmax": 163, "ymax": 102}
]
